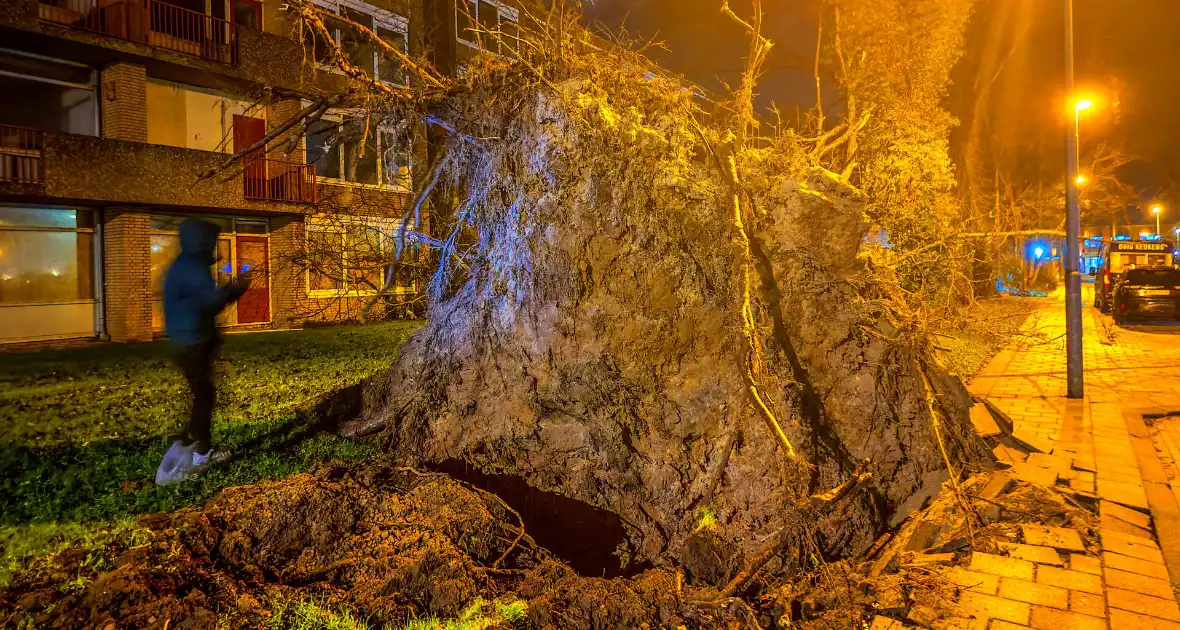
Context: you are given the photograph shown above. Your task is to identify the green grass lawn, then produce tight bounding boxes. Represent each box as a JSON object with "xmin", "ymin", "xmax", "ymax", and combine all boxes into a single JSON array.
[
  {"xmin": 937, "ymin": 295, "xmax": 1045, "ymax": 379},
  {"xmin": 0, "ymin": 321, "xmax": 420, "ymax": 585}
]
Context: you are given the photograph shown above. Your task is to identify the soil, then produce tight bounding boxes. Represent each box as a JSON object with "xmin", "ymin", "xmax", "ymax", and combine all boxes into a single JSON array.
[
  {"xmin": 0, "ymin": 463, "xmax": 734, "ymax": 629},
  {"xmin": 2, "ymin": 465, "xmax": 1083, "ymax": 629}
]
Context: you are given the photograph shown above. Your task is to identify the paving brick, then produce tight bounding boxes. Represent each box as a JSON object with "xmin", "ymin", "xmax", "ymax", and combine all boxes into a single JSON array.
[
  {"xmin": 1099, "ymin": 479, "xmax": 1151, "ymax": 510},
  {"xmin": 970, "ymin": 552, "xmax": 1036, "ymax": 581},
  {"xmin": 1103, "ymin": 511, "xmax": 1157, "ymax": 540},
  {"xmin": 931, "ymin": 617, "xmax": 988, "ymax": 630},
  {"xmin": 1036, "ymin": 565, "xmax": 1104, "ymax": 595},
  {"xmin": 1068, "ymin": 554, "xmax": 1102, "ymax": 575},
  {"xmin": 1023, "ymin": 525, "xmax": 1086, "ymax": 552},
  {"xmin": 869, "ymin": 616, "xmax": 904, "ymax": 630},
  {"xmin": 990, "ymin": 622, "xmax": 1031, "ymax": 630},
  {"xmin": 1001, "ymin": 543, "xmax": 1064, "ymax": 566},
  {"xmin": 1095, "ymin": 502, "xmax": 1151, "ymax": 535},
  {"xmin": 1106, "ymin": 567, "xmax": 1176, "ymax": 600},
  {"xmin": 1012, "ymin": 463, "xmax": 1061, "ymax": 487},
  {"xmin": 959, "ymin": 592, "xmax": 1030, "ymax": 625},
  {"xmin": 947, "ymin": 568, "xmax": 1000, "ymax": 595},
  {"xmin": 1108, "ymin": 587, "xmax": 1180, "ymax": 621},
  {"xmin": 1104, "ymin": 535, "xmax": 1168, "ymax": 564},
  {"xmin": 1069, "ymin": 590, "xmax": 1105, "ymax": 617},
  {"xmin": 1104, "ymin": 552, "xmax": 1171, "ymax": 580},
  {"xmin": 1105, "ymin": 529, "xmax": 1163, "ymax": 548},
  {"xmin": 1142, "ymin": 481, "xmax": 1180, "ymax": 588},
  {"xmin": 1029, "ymin": 606, "xmax": 1107, "ymax": 630},
  {"xmin": 999, "ymin": 577, "xmax": 1069, "ymax": 609},
  {"xmin": 980, "ymin": 471, "xmax": 1016, "ymax": 499},
  {"xmin": 1029, "ymin": 452, "xmax": 1073, "ymax": 470},
  {"xmin": 1110, "ymin": 607, "xmax": 1180, "ymax": 629},
  {"xmin": 971, "ymin": 404, "xmax": 1003, "ymax": 438}
]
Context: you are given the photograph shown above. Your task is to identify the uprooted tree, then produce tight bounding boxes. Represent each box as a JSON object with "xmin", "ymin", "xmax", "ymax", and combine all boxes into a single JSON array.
[
  {"xmin": 300, "ymin": 0, "xmax": 990, "ymax": 578},
  {"xmin": 1, "ymin": 1, "xmax": 1003, "ymax": 627}
]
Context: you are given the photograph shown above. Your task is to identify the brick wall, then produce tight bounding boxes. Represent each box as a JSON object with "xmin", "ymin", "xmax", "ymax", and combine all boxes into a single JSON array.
[
  {"xmin": 103, "ymin": 209, "xmax": 153, "ymax": 342},
  {"xmin": 266, "ymin": 98, "xmax": 304, "ymax": 159},
  {"xmin": 100, "ymin": 62, "xmax": 148, "ymax": 142},
  {"xmin": 269, "ymin": 214, "xmax": 305, "ymax": 328}
]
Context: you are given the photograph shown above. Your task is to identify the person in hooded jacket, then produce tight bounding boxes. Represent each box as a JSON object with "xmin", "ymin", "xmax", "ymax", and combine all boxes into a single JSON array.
[{"xmin": 156, "ymin": 218, "xmax": 252, "ymax": 485}]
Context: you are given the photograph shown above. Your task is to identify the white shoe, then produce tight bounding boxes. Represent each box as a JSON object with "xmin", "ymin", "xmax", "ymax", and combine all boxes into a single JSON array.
[
  {"xmin": 191, "ymin": 449, "xmax": 227, "ymax": 468},
  {"xmin": 155, "ymin": 441, "xmax": 197, "ymax": 486}
]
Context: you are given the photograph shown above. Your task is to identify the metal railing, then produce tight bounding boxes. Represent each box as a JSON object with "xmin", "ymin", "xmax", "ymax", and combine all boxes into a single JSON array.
[
  {"xmin": 0, "ymin": 125, "xmax": 43, "ymax": 184},
  {"xmin": 39, "ymin": 0, "xmax": 239, "ymax": 65},
  {"xmin": 243, "ymin": 157, "xmax": 317, "ymax": 204}
]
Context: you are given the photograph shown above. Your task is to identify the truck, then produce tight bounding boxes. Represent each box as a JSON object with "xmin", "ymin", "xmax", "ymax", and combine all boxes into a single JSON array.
[{"xmin": 1093, "ymin": 239, "xmax": 1176, "ymax": 312}]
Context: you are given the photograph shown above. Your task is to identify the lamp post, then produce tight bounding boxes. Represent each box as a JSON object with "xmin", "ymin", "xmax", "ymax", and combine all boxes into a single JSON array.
[
  {"xmin": 1063, "ymin": 0, "xmax": 1084, "ymax": 399},
  {"xmin": 1153, "ymin": 205, "xmax": 1162, "ymax": 236}
]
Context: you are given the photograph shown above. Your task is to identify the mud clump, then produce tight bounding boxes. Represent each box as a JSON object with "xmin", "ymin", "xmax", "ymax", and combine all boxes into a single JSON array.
[{"xmin": 0, "ymin": 464, "xmax": 741, "ymax": 629}]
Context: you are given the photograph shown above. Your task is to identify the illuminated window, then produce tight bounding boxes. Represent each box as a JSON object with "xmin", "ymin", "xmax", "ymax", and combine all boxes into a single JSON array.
[
  {"xmin": 305, "ymin": 112, "xmax": 411, "ymax": 190},
  {"xmin": 307, "ymin": 229, "xmax": 345, "ymax": 291},
  {"xmin": 455, "ymin": 0, "xmax": 519, "ymax": 53},
  {"xmin": 0, "ymin": 207, "xmax": 95, "ymax": 305},
  {"xmin": 305, "ymin": 217, "xmax": 415, "ymax": 297},
  {"xmin": 304, "ymin": 0, "xmax": 408, "ymax": 85}
]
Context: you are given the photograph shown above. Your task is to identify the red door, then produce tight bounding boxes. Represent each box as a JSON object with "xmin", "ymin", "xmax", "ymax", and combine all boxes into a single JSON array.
[
  {"xmin": 236, "ymin": 236, "xmax": 270, "ymax": 324},
  {"xmin": 233, "ymin": 115, "xmax": 267, "ymax": 198}
]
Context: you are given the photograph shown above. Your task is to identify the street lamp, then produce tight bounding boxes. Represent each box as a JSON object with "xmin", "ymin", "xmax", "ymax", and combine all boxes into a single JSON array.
[
  {"xmin": 1063, "ymin": 0, "xmax": 1084, "ymax": 398},
  {"xmin": 1076, "ymin": 174, "xmax": 1087, "ymax": 186},
  {"xmin": 1153, "ymin": 205, "xmax": 1162, "ymax": 236}
]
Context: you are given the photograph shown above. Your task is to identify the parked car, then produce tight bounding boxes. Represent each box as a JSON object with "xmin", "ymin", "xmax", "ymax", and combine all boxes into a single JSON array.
[
  {"xmin": 1094, "ymin": 239, "xmax": 1176, "ymax": 312},
  {"xmin": 1112, "ymin": 266, "xmax": 1180, "ymax": 324}
]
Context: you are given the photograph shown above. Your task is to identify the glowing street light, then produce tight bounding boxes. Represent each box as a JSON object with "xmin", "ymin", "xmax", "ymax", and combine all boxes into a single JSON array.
[
  {"xmin": 1153, "ymin": 205, "xmax": 1163, "ymax": 236},
  {"xmin": 1076, "ymin": 174, "xmax": 1087, "ymax": 186},
  {"xmin": 1075, "ymin": 99, "xmax": 1094, "ymax": 112},
  {"xmin": 1034, "ymin": 247, "xmax": 1045, "ymax": 260}
]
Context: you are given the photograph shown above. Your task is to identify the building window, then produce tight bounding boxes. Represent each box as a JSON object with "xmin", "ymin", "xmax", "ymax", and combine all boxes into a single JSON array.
[
  {"xmin": 0, "ymin": 207, "xmax": 95, "ymax": 305},
  {"xmin": 305, "ymin": 112, "xmax": 411, "ymax": 190},
  {"xmin": 150, "ymin": 214, "xmax": 269, "ymax": 330},
  {"xmin": 305, "ymin": 216, "xmax": 414, "ymax": 297},
  {"xmin": 232, "ymin": 0, "xmax": 263, "ymax": 29},
  {"xmin": 0, "ymin": 48, "xmax": 97, "ymax": 136},
  {"xmin": 305, "ymin": 0, "xmax": 408, "ymax": 85},
  {"xmin": 456, "ymin": 0, "xmax": 519, "ymax": 53}
]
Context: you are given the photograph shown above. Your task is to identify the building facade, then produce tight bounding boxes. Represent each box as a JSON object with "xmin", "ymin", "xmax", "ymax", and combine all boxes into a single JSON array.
[
  {"xmin": 0, "ymin": 0, "xmax": 703, "ymax": 343},
  {"xmin": 0, "ymin": 0, "xmax": 441, "ymax": 343}
]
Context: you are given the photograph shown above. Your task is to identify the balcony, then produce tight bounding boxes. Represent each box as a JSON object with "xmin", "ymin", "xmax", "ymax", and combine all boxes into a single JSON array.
[
  {"xmin": 243, "ymin": 157, "xmax": 316, "ymax": 204},
  {"xmin": 0, "ymin": 125, "xmax": 43, "ymax": 184},
  {"xmin": 39, "ymin": 0, "xmax": 239, "ymax": 65}
]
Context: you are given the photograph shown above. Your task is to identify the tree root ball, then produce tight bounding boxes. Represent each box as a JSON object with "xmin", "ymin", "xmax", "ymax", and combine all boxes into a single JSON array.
[{"xmin": 346, "ymin": 78, "xmax": 990, "ymax": 571}]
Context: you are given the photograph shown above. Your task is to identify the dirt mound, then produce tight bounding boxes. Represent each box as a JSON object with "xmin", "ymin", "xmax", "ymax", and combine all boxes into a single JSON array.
[{"xmin": 0, "ymin": 464, "xmax": 741, "ymax": 629}]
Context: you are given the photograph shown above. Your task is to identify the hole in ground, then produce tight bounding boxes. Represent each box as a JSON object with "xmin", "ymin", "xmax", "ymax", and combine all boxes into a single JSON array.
[{"xmin": 434, "ymin": 459, "xmax": 648, "ymax": 579}]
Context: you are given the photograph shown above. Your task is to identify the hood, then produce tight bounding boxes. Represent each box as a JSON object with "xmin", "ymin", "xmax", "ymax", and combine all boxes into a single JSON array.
[{"xmin": 178, "ymin": 218, "xmax": 221, "ymax": 265}]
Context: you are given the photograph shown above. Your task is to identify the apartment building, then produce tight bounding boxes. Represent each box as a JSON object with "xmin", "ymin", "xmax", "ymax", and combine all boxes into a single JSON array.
[
  {"xmin": 0, "ymin": 0, "xmax": 450, "ymax": 343},
  {"xmin": 0, "ymin": 0, "xmax": 705, "ymax": 344}
]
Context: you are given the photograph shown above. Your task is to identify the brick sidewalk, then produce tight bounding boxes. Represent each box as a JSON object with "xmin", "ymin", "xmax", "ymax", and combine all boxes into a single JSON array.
[{"xmin": 955, "ymin": 290, "xmax": 1180, "ymax": 628}]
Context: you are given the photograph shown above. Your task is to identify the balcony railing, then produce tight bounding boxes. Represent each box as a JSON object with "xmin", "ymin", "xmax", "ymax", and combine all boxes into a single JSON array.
[
  {"xmin": 0, "ymin": 125, "xmax": 43, "ymax": 184},
  {"xmin": 39, "ymin": 0, "xmax": 239, "ymax": 65},
  {"xmin": 243, "ymin": 157, "xmax": 317, "ymax": 204}
]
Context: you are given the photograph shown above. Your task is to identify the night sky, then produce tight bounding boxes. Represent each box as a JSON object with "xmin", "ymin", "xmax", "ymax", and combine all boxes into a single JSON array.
[
  {"xmin": 583, "ymin": 0, "xmax": 1180, "ymax": 211},
  {"xmin": 582, "ymin": 0, "xmax": 820, "ymax": 113}
]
